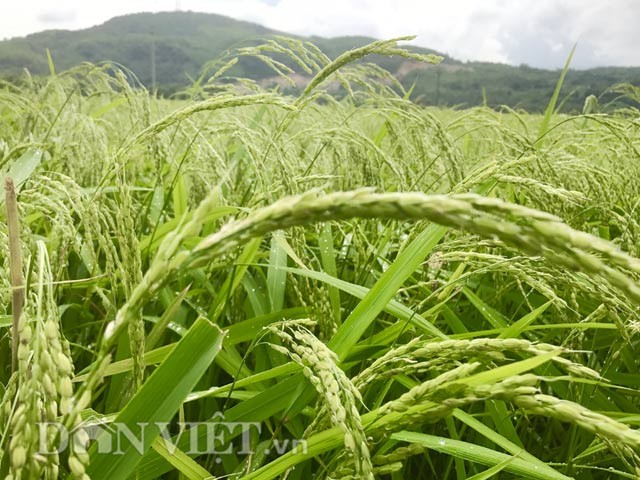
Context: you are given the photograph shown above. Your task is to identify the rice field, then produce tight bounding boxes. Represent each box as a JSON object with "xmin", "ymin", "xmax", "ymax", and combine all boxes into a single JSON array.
[{"xmin": 2, "ymin": 37, "xmax": 640, "ymax": 479}]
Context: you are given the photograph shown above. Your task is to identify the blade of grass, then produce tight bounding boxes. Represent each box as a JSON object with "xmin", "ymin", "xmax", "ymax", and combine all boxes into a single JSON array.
[
  {"xmin": 391, "ymin": 432, "xmax": 569, "ymax": 480},
  {"xmin": 536, "ymin": 43, "xmax": 576, "ymax": 146},
  {"xmin": 85, "ymin": 318, "xmax": 225, "ymax": 480},
  {"xmin": 452, "ymin": 409, "xmax": 561, "ymax": 476},
  {"xmin": 146, "ymin": 286, "xmax": 190, "ymax": 351},
  {"xmin": 208, "ymin": 237, "xmax": 263, "ymax": 322},
  {"xmin": 150, "ymin": 438, "xmax": 212, "ymax": 480},
  {"xmin": 318, "ymin": 223, "xmax": 341, "ymax": 325},
  {"xmin": 462, "ymin": 287, "xmax": 508, "ymax": 329},
  {"xmin": 329, "ymin": 224, "xmax": 449, "ymax": 360},
  {"xmin": 46, "ymin": 48, "xmax": 56, "ymax": 76},
  {"xmin": 280, "ymin": 265, "xmax": 448, "ymax": 339},
  {"xmin": 499, "ymin": 301, "xmax": 552, "ymax": 339},
  {"xmin": 75, "ymin": 307, "xmax": 308, "ymax": 382},
  {"xmin": 267, "ymin": 231, "xmax": 287, "ymax": 312},
  {"xmin": 1, "ymin": 149, "xmax": 43, "ymax": 201},
  {"xmin": 466, "ymin": 455, "xmax": 518, "ymax": 480}
]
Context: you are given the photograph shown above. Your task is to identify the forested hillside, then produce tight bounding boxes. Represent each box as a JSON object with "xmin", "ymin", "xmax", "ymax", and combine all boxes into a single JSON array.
[{"xmin": 1, "ymin": 11, "xmax": 639, "ymax": 111}]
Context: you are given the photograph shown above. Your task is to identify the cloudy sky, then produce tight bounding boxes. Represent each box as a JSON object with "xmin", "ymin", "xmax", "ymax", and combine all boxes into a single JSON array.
[{"xmin": 1, "ymin": 0, "xmax": 639, "ymax": 69}]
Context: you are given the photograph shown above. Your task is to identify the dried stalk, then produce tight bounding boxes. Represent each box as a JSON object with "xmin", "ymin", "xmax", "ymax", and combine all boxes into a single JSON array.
[{"xmin": 5, "ymin": 177, "xmax": 25, "ymax": 373}]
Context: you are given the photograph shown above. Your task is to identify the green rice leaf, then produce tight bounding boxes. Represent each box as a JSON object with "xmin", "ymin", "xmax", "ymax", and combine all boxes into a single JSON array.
[
  {"xmin": 391, "ymin": 431, "xmax": 572, "ymax": 480},
  {"xmin": 85, "ymin": 318, "xmax": 225, "ymax": 480}
]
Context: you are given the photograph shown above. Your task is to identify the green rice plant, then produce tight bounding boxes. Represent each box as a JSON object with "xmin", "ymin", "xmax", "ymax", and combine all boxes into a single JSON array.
[{"xmin": 1, "ymin": 35, "xmax": 640, "ymax": 480}]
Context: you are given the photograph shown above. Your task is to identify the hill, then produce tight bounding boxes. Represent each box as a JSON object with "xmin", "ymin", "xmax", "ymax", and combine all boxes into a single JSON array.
[{"xmin": 1, "ymin": 11, "xmax": 639, "ymax": 111}]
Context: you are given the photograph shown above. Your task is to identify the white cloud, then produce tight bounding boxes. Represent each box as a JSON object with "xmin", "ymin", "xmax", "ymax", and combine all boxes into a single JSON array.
[{"xmin": 1, "ymin": 0, "xmax": 638, "ymax": 68}]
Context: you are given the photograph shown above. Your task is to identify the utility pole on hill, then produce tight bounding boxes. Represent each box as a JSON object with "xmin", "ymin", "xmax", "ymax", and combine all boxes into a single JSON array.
[
  {"xmin": 150, "ymin": 27, "xmax": 156, "ymax": 92},
  {"xmin": 435, "ymin": 68, "xmax": 441, "ymax": 106}
]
